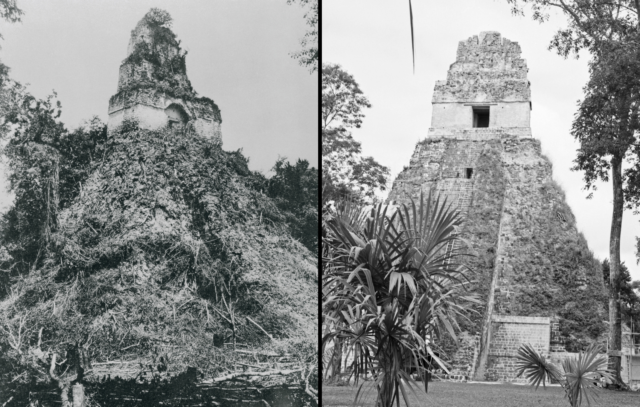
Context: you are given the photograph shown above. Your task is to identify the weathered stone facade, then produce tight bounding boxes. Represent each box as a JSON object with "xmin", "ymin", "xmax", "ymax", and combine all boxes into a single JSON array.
[
  {"xmin": 388, "ymin": 32, "xmax": 608, "ymax": 382},
  {"xmin": 107, "ymin": 11, "xmax": 222, "ymax": 144},
  {"xmin": 430, "ymin": 31, "xmax": 531, "ymax": 131}
]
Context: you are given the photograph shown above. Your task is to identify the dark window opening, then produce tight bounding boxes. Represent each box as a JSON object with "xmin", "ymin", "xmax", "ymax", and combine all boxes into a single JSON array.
[
  {"xmin": 465, "ymin": 168, "xmax": 473, "ymax": 179},
  {"xmin": 165, "ymin": 104, "xmax": 189, "ymax": 128},
  {"xmin": 473, "ymin": 106, "xmax": 490, "ymax": 128}
]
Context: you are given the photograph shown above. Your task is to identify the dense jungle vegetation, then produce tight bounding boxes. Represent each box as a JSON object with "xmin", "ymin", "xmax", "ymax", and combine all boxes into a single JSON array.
[{"xmin": 0, "ymin": 8, "xmax": 318, "ymax": 406}]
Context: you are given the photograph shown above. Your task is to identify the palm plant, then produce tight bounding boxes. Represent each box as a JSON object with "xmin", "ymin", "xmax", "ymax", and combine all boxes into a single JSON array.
[
  {"xmin": 322, "ymin": 192, "xmax": 477, "ymax": 407},
  {"xmin": 515, "ymin": 343, "xmax": 615, "ymax": 407}
]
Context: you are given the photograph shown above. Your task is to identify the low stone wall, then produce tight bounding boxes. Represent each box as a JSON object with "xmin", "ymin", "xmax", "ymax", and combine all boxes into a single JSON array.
[{"xmin": 485, "ymin": 315, "xmax": 550, "ymax": 382}]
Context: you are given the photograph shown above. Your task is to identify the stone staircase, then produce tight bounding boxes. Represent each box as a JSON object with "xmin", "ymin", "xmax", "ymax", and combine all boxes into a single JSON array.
[{"xmin": 444, "ymin": 179, "xmax": 473, "ymax": 264}]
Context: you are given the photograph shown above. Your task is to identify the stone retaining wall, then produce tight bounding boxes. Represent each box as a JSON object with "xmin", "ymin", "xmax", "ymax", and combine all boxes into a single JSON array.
[{"xmin": 485, "ymin": 315, "xmax": 550, "ymax": 382}]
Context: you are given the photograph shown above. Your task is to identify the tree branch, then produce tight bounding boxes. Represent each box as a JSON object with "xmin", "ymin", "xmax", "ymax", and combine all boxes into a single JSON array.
[
  {"xmin": 49, "ymin": 353, "xmax": 60, "ymax": 380},
  {"xmin": 210, "ymin": 368, "xmax": 303, "ymax": 382},
  {"xmin": 246, "ymin": 316, "xmax": 274, "ymax": 341}
]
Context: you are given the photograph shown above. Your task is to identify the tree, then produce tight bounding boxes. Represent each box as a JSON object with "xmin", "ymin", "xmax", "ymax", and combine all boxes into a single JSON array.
[
  {"xmin": 287, "ymin": 0, "xmax": 318, "ymax": 73},
  {"xmin": 507, "ymin": 0, "xmax": 640, "ymax": 387},
  {"xmin": 0, "ymin": 90, "xmax": 108, "ymax": 406},
  {"xmin": 506, "ymin": 0, "xmax": 640, "ymax": 58},
  {"xmin": 322, "ymin": 127, "xmax": 390, "ymax": 204},
  {"xmin": 322, "ymin": 193, "xmax": 478, "ymax": 406},
  {"xmin": 322, "ymin": 64, "xmax": 389, "ymax": 203},
  {"xmin": 571, "ymin": 44, "xmax": 640, "ymax": 386},
  {"xmin": 266, "ymin": 157, "xmax": 318, "ymax": 253},
  {"xmin": 0, "ymin": 87, "xmax": 108, "ymax": 293},
  {"xmin": 322, "ymin": 63, "xmax": 372, "ymax": 131},
  {"xmin": 515, "ymin": 343, "xmax": 614, "ymax": 407}
]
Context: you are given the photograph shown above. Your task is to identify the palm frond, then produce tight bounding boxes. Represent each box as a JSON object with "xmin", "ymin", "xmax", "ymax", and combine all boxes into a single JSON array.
[
  {"xmin": 563, "ymin": 343, "xmax": 613, "ymax": 407},
  {"xmin": 323, "ymin": 191, "xmax": 476, "ymax": 407},
  {"xmin": 515, "ymin": 343, "xmax": 562, "ymax": 389}
]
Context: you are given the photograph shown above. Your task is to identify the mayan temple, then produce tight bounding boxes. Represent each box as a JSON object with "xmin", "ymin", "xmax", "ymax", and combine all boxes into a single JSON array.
[
  {"xmin": 108, "ymin": 11, "xmax": 223, "ymax": 143},
  {"xmin": 387, "ymin": 32, "xmax": 611, "ymax": 382}
]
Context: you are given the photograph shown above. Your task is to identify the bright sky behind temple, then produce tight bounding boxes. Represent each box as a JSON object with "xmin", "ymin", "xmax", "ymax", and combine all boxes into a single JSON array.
[{"xmin": 324, "ymin": 0, "xmax": 640, "ymax": 280}]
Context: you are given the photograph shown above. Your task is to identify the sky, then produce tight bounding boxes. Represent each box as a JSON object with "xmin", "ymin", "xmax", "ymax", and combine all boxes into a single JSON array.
[
  {"xmin": 324, "ymin": 0, "xmax": 640, "ymax": 280},
  {"xmin": 0, "ymin": 0, "xmax": 318, "ymax": 210}
]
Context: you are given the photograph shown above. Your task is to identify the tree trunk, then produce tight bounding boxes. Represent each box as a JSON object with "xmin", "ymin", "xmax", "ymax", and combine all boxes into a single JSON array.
[
  {"xmin": 330, "ymin": 338, "xmax": 343, "ymax": 381},
  {"xmin": 71, "ymin": 383, "xmax": 86, "ymax": 407},
  {"xmin": 608, "ymin": 156, "xmax": 626, "ymax": 388}
]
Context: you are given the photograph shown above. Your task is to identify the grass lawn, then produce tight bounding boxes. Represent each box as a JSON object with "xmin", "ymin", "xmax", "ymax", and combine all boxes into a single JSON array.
[{"xmin": 323, "ymin": 381, "xmax": 640, "ymax": 407}]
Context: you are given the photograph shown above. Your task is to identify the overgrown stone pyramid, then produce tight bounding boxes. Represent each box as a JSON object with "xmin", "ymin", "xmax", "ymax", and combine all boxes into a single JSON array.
[{"xmin": 388, "ymin": 32, "xmax": 606, "ymax": 382}]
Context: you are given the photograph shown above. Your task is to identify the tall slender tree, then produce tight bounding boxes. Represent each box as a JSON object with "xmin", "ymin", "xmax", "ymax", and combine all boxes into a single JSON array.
[
  {"xmin": 507, "ymin": 0, "xmax": 640, "ymax": 386},
  {"xmin": 571, "ymin": 41, "xmax": 640, "ymax": 388}
]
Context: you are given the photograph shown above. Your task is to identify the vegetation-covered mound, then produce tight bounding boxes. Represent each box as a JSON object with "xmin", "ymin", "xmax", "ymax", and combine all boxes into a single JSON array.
[{"xmin": 0, "ymin": 118, "xmax": 317, "ymax": 385}]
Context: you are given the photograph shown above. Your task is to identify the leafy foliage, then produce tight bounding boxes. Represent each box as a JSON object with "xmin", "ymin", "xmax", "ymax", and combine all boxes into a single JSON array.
[
  {"xmin": 0, "ymin": 92, "xmax": 108, "ymax": 294},
  {"xmin": 287, "ymin": 0, "xmax": 318, "ymax": 73},
  {"xmin": 516, "ymin": 343, "xmax": 614, "ymax": 407},
  {"xmin": 321, "ymin": 64, "xmax": 389, "ymax": 203},
  {"xmin": 322, "ymin": 128, "xmax": 390, "ymax": 204},
  {"xmin": 264, "ymin": 158, "xmax": 317, "ymax": 253},
  {"xmin": 506, "ymin": 0, "xmax": 640, "ymax": 57},
  {"xmin": 119, "ymin": 9, "xmax": 191, "ymax": 97},
  {"xmin": 0, "ymin": 0, "xmax": 22, "ymax": 42},
  {"xmin": 572, "ymin": 43, "xmax": 640, "ymax": 202},
  {"xmin": 322, "ymin": 193, "xmax": 478, "ymax": 407},
  {"xmin": 0, "ymin": 0, "xmax": 24, "ymax": 134},
  {"xmin": 322, "ymin": 63, "xmax": 371, "ymax": 131}
]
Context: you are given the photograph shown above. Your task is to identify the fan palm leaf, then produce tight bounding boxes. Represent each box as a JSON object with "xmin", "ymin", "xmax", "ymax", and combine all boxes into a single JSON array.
[
  {"xmin": 516, "ymin": 342, "xmax": 614, "ymax": 407},
  {"xmin": 562, "ymin": 343, "xmax": 614, "ymax": 407},
  {"xmin": 322, "ymin": 191, "xmax": 477, "ymax": 407},
  {"xmin": 516, "ymin": 343, "xmax": 562, "ymax": 389}
]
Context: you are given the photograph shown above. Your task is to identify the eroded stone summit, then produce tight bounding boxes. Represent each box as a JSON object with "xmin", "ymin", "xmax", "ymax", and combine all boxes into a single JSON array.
[
  {"xmin": 107, "ymin": 9, "xmax": 222, "ymax": 144},
  {"xmin": 431, "ymin": 31, "xmax": 531, "ymax": 132}
]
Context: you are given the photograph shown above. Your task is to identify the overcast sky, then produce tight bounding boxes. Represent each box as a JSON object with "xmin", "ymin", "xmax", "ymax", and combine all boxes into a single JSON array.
[
  {"xmin": 0, "ymin": 0, "xmax": 317, "ymax": 209},
  {"xmin": 324, "ymin": 0, "xmax": 640, "ymax": 280}
]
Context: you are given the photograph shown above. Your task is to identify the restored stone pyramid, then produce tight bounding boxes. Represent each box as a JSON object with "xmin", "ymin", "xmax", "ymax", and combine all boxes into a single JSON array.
[
  {"xmin": 387, "ymin": 32, "xmax": 606, "ymax": 381},
  {"xmin": 108, "ymin": 9, "xmax": 222, "ymax": 144}
]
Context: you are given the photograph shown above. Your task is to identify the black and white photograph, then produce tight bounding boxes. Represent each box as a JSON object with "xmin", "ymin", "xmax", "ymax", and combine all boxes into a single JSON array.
[
  {"xmin": 322, "ymin": 1, "xmax": 640, "ymax": 406},
  {"xmin": 0, "ymin": 0, "xmax": 318, "ymax": 406}
]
